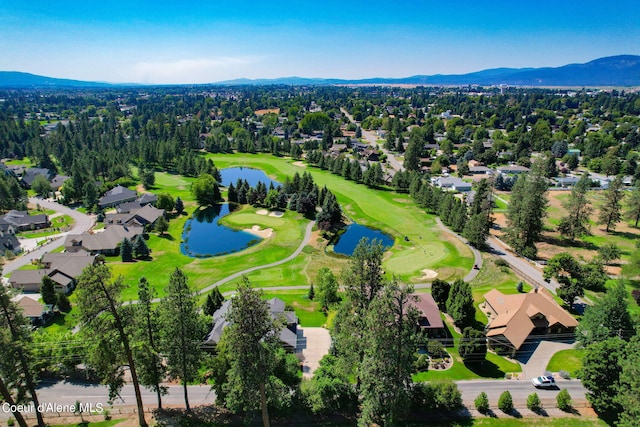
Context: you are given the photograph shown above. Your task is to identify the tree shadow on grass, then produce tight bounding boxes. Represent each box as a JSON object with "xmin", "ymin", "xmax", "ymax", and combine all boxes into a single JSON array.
[
  {"xmin": 463, "ymin": 360, "xmax": 506, "ymax": 378},
  {"xmin": 158, "ymin": 233, "xmax": 174, "ymax": 241},
  {"xmin": 539, "ymin": 234, "xmax": 598, "ymax": 251}
]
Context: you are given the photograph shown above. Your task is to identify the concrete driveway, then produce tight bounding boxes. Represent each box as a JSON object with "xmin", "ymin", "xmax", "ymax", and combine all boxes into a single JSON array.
[
  {"xmin": 298, "ymin": 327, "xmax": 331, "ymax": 378},
  {"xmin": 516, "ymin": 339, "xmax": 575, "ymax": 380}
]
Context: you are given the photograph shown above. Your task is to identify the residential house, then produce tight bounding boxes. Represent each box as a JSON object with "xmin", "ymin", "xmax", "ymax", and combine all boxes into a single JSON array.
[
  {"xmin": 49, "ymin": 175, "xmax": 70, "ymax": 191},
  {"xmin": 105, "ymin": 204, "xmax": 165, "ymax": 229},
  {"xmin": 15, "ymin": 296, "xmax": 52, "ymax": 326},
  {"xmin": 329, "ymin": 144, "xmax": 347, "ymax": 156},
  {"xmin": 361, "ymin": 148, "xmax": 379, "ymax": 162},
  {"xmin": 64, "ymin": 224, "xmax": 144, "ymax": 255},
  {"xmin": 205, "ymin": 297, "xmax": 300, "ymax": 353},
  {"xmin": 21, "ymin": 168, "xmax": 54, "ymax": 188},
  {"xmin": 431, "ymin": 176, "xmax": 473, "ymax": 192},
  {"xmin": 0, "ymin": 221, "xmax": 20, "ymax": 254},
  {"xmin": 9, "ymin": 251, "xmax": 97, "ymax": 294},
  {"xmin": 98, "ymin": 185, "xmax": 138, "ymax": 209},
  {"xmin": 555, "ymin": 176, "xmax": 580, "ymax": 188},
  {"xmin": 0, "ymin": 210, "xmax": 49, "ymax": 231},
  {"xmin": 496, "ymin": 165, "xmax": 530, "ymax": 176},
  {"xmin": 469, "ymin": 166, "xmax": 494, "ymax": 175},
  {"xmin": 409, "ymin": 293, "xmax": 447, "ymax": 341},
  {"xmin": 483, "ymin": 287, "xmax": 578, "ymax": 356}
]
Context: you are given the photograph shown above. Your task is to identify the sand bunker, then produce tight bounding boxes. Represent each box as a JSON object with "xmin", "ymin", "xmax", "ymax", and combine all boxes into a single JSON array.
[
  {"xmin": 292, "ymin": 161, "xmax": 306, "ymax": 168},
  {"xmin": 420, "ymin": 269, "xmax": 438, "ymax": 280},
  {"xmin": 268, "ymin": 210, "xmax": 284, "ymax": 217},
  {"xmin": 245, "ymin": 225, "xmax": 273, "ymax": 238},
  {"xmin": 256, "ymin": 209, "xmax": 269, "ymax": 215}
]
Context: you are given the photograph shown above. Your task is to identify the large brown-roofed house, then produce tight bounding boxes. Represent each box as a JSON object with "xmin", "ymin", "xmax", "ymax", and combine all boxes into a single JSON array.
[{"xmin": 483, "ymin": 287, "xmax": 578, "ymax": 356}]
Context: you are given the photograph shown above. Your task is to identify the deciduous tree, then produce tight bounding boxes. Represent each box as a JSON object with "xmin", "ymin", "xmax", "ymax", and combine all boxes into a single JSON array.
[
  {"xmin": 191, "ymin": 173, "xmax": 222, "ymax": 206},
  {"xmin": 577, "ymin": 281, "xmax": 635, "ymax": 347}
]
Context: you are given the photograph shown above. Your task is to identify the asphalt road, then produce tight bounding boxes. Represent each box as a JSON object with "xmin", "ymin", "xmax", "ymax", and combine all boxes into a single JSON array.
[
  {"xmin": 0, "ymin": 378, "xmax": 585, "ymax": 419},
  {"xmin": 2, "ymin": 197, "xmax": 94, "ymax": 276}
]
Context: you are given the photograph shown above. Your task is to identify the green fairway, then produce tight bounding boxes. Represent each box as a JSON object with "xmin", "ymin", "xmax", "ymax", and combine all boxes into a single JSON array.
[
  {"xmin": 208, "ymin": 154, "xmax": 474, "ymax": 282},
  {"xmin": 108, "ymin": 153, "xmax": 473, "ymax": 301}
]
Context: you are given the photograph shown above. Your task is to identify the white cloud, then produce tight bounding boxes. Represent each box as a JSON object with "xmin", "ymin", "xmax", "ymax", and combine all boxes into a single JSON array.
[{"xmin": 131, "ymin": 56, "xmax": 263, "ymax": 84}]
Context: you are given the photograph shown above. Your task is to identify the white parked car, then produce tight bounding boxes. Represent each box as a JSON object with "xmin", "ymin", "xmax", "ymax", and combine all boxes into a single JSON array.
[{"xmin": 531, "ymin": 376, "xmax": 556, "ymax": 389}]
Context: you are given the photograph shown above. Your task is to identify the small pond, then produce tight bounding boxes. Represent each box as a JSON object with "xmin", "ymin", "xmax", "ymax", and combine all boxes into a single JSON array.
[
  {"xmin": 220, "ymin": 167, "xmax": 280, "ymax": 188},
  {"xmin": 180, "ymin": 204, "xmax": 260, "ymax": 257},
  {"xmin": 333, "ymin": 224, "xmax": 394, "ymax": 256}
]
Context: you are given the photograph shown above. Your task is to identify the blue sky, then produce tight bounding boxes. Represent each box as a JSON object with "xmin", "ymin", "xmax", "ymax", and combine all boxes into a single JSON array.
[{"xmin": 1, "ymin": 0, "xmax": 638, "ymax": 84}]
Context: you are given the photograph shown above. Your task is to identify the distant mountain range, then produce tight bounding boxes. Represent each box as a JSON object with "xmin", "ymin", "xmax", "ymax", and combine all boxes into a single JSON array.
[{"xmin": 1, "ymin": 55, "xmax": 639, "ymax": 88}]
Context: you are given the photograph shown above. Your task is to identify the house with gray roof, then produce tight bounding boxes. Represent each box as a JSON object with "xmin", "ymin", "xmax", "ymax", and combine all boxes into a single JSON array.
[
  {"xmin": 21, "ymin": 168, "xmax": 55, "ymax": 188},
  {"xmin": 50, "ymin": 174, "xmax": 70, "ymax": 190},
  {"xmin": 9, "ymin": 251, "xmax": 97, "ymax": 294},
  {"xmin": 105, "ymin": 205, "xmax": 165, "ymax": 229},
  {"xmin": 64, "ymin": 224, "xmax": 144, "ymax": 255},
  {"xmin": 205, "ymin": 297, "xmax": 300, "ymax": 353},
  {"xmin": 98, "ymin": 185, "xmax": 138, "ymax": 209},
  {"xmin": 431, "ymin": 176, "xmax": 473, "ymax": 192},
  {"xmin": 0, "ymin": 210, "xmax": 49, "ymax": 231}
]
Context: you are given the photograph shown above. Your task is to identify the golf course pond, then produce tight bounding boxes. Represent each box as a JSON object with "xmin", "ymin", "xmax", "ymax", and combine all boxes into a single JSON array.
[
  {"xmin": 180, "ymin": 204, "xmax": 261, "ymax": 257},
  {"xmin": 333, "ymin": 223, "xmax": 394, "ymax": 256},
  {"xmin": 220, "ymin": 167, "xmax": 280, "ymax": 188}
]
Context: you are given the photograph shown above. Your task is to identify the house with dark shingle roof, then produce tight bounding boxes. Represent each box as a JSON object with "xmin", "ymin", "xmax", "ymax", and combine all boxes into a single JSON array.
[
  {"xmin": 98, "ymin": 185, "xmax": 137, "ymax": 209},
  {"xmin": 484, "ymin": 287, "xmax": 578, "ymax": 356},
  {"xmin": 64, "ymin": 224, "xmax": 144, "ymax": 255},
  {"xmin": 9, "ymin": 251, "xmax": 97, "ymax": 294},
  {"xmin": 0, "ymin": 210, "xmax": 49, "ymax": 231},
  {"xmin": 50, "ymin": 174, "xmax": 70, "ymax": 190},
  {"xmin": 205, "ymin": 297, "xmax": 300, "ymax": 353},
  {"xmin": 21, "ymin": 168, "xmax": 55, "ymax": 188},
  {"xmin": 105, "ymin": 205, "xmax": 165, "ymax": 229}
]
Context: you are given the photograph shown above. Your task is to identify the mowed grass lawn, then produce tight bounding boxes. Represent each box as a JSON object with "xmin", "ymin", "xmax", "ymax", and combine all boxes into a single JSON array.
[
  {"xmin": 208, "ymin": 154, "xmax": 474, "ymax": 282},
  {"xmin": 412, "ymin": 311, "xmax": 521, "ymax": 382},
  {"xmin": 546, "ymin": 349, "xmax": 585, "ymax": 377}
]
